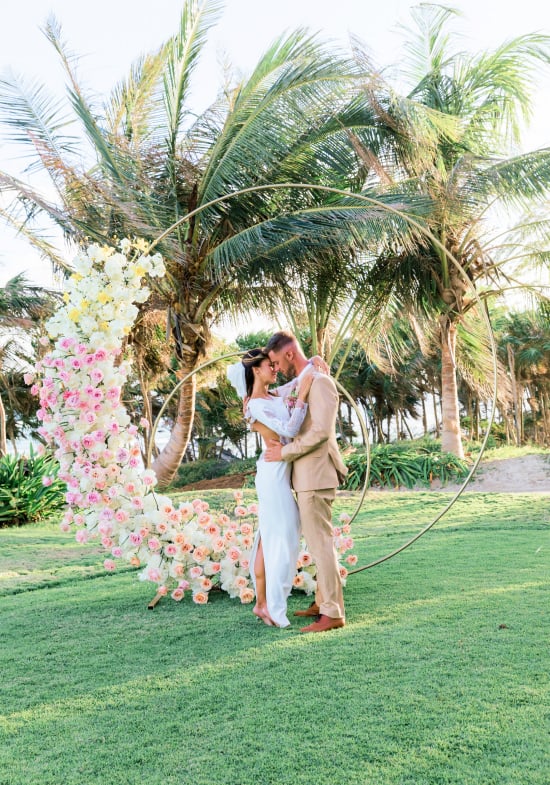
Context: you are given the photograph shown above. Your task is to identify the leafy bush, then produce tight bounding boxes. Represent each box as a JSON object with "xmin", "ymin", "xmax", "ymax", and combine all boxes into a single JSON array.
[
  {"xmin": 173, "ymin": 457, "xmax": 256, "ymax": 487},
  {"xmin": 343, "ymin": 443, "xmax": 469, "ymax": 490},
  {"xmin": 0, "ymin": 452, "xmax": 66, "ymax": 526}
]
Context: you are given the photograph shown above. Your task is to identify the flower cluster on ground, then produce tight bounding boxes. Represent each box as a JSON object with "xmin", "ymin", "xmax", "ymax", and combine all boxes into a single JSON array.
[{"xmin": 27, "ymin": 240, "xmax": 356, "ymax": 602}]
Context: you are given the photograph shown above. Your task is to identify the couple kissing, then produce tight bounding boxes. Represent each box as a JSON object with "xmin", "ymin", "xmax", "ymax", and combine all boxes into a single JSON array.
[{"xmin": 227, "ymin": 330, "xmax": 347, "ymax": 633}]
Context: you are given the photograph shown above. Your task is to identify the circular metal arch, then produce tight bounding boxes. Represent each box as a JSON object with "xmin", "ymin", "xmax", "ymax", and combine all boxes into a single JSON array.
[
  {"xmin": 147, "ymin": 353, "xmax": 373, "ymax": 528},
  {"xmin": 147, "ymin": 182, "xmax": 498, "ymax": 574}
]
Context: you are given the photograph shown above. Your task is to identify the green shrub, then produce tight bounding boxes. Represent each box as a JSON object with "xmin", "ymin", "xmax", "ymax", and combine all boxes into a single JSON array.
[
  {"xmin": 343, "ymin": 443, "xmax": 469, "ymax": 490},
  {"xmin": 174, "ymin": 458, "xmax": 228, "ymax": 486},
  {"xmin": 173, "ymin": 457, "xmax": 256, "ymax": 487},
  {"xmin": 0, "ymin": 451, "xmax": 66, "ymax": 526}
]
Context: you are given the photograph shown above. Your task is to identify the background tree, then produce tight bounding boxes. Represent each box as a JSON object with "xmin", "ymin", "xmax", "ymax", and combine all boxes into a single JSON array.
[
  {"xmin": 0, "ymin": 274, "xmax": 57, "ymax": 455},
  {"xmin": 345, "ymin": 4, "xmax": 550, "ymax": 457}
]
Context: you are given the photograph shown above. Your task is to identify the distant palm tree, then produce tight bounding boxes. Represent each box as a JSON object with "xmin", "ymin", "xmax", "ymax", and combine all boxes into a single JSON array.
[
  {"xmin": 0, "ymin": 274, "xmax": 56, "ymax": 454},
  {"xmin": 346, "ymin": 4, "xmax": 550, "ymax": 457},
  {"xmin": 495, "ymin": 307, "xmax": 550, "ymax": 444}
]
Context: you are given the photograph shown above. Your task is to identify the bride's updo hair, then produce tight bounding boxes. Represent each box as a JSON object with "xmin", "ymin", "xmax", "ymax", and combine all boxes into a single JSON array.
[{"xmin": 241, "ymin": 348, "xmax": 270, "ymax": 398}]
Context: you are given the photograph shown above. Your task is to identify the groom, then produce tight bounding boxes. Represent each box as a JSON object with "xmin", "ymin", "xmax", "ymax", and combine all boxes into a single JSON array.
[{"xmin": 264, "ymin": 330, "xmax": 347, "ymax": 633}]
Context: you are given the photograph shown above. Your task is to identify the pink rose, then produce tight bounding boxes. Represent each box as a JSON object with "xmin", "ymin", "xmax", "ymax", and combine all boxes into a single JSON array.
[{"xmin": 75, "ymin": 530, "xmax": 89, "ymax": 544}]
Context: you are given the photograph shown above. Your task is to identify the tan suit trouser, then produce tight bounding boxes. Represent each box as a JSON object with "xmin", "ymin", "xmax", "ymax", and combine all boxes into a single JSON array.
[{"xmin": 296, "ymin": 489, "xmax": 345, "ymax": 620}]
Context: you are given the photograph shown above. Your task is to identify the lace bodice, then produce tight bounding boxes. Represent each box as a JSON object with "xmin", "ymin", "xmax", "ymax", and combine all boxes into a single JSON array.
[{"xmin": 246, "ymin": 395, "xmax": 307, "ymax": 445}]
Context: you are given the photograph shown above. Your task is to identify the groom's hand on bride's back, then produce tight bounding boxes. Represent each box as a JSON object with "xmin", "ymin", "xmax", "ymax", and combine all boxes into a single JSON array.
[{"xmin": 265, "ymin": 439, "xmax": 283, "ymax": 462}]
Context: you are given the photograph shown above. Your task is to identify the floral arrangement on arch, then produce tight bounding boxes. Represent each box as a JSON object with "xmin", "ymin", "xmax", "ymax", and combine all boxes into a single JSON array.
[{"xmin": 27, "ymin": 240, "xmax": 356, "ymax": 603}]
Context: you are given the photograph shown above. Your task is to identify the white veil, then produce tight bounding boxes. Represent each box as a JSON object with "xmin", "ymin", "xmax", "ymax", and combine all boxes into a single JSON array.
[{"xmin": 226, "ymin": 361, "xmax": 247, "ymax": 399}]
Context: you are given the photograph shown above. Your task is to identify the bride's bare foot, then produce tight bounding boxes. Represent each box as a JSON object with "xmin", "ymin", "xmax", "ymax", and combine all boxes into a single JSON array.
[{"xmin": 253, "ymin": 605, "xmax": 276, "ymax": 626}]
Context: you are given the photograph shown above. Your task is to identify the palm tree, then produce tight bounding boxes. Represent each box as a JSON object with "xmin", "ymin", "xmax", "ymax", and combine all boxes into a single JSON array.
[
  {"xmin": 346, "ymin": 4, "xmax": 550, "ymax": 457},
  {"xmin": 0, "ymin": 1, "xmax": 424, "ymax": 485},
  {"xmin": 495, "ymin": 307, "xmax": 550, "ymax": 444},
  {"xmin": 0, "ymin": 274, "xmax": 56, "ymax": 455}
]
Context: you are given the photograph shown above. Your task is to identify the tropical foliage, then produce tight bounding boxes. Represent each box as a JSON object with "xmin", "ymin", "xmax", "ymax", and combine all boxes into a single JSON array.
[
  {"xmin": 0, "ymin": 274, "xmax": 57, "ymax": 455},
  {"xmin": 0, "ymin": 451, "xmax": 65, "ymax": 526},
  {"xmin": 343, "ymin": 441, "xmax": 469, "ymax": 491}
]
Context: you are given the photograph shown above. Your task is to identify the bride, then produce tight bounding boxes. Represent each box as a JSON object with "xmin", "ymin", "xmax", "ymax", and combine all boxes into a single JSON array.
[{"xmin": 227, "ymin": 349, "xmax": 315, "ymax": 627}]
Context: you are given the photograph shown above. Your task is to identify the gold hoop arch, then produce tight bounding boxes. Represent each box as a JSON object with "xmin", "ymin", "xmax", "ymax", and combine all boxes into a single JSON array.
[
  {"xmin": 146, "ymin": 182, "xmax": 498, "ymax": 575},
  {"xmin": 147, "ymin": 355, "xmax": 373, "ymax": 528}
]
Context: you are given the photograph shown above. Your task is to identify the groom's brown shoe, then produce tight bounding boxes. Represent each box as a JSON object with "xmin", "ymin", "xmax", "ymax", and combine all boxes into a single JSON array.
[
  {"xmin": 300, "ymin": 614, "xmax": 345, "ymax": 633},
  {"xmin": 293, "ymin": 602, "xmax": 320, "ymax": 617}
]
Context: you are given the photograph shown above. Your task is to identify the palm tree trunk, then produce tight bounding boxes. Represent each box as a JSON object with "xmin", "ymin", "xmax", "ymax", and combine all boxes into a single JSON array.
[
  {"xmin": 431, "ymin": 388, "xmax": 440, "ymax": 438},
  {"xmin": 506, "ymin": 344, "xmax": 522, "ymax": 446},
  {"xmin": 440, "ymin": 318, "xmax": 464, "ymax": 458},
  {"xmin": 421, "ymin": 396, "xmax": 428, "ymax": 436},
  {"xmin": 151, "ymin": 366, "xmax": 197, "ymax": 488},
  {"xmin": 0, "ymin": 392, "xmax": 7, "ymax": 457}
]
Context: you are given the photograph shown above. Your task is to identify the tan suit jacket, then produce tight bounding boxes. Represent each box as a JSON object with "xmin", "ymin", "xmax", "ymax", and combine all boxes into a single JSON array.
[{"xmin": 280, "ymin": 374, "xmax": 347, "ymax": 491}]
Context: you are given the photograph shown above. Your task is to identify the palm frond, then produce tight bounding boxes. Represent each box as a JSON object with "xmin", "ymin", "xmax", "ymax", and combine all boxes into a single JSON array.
[
  {"xmin": 163, "ymin": 0, "xmax": 223, "ymax": 156},
  {"xmin": 106, "ymin": 47, "xmax": 168, "ymax": 143},
  {"xmin": 0, "ymin": 71, "xmax": 81, "ymax": 174}
]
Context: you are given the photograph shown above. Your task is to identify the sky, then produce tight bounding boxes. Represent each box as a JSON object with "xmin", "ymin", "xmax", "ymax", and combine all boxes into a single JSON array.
[{"xmin": 1, "ymin": 0, "xmax": 549, "ymax": 292}]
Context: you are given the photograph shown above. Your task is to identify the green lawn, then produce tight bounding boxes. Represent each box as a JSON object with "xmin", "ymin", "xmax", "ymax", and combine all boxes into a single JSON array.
[{"xmin": 1, "ymin": 491, "xmax": 549, "ymax": 785}]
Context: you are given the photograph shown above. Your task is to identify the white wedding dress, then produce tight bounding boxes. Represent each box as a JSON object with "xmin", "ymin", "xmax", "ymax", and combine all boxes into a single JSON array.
[{"xmin": 246, "ymin": 394, "xmax": 307, "ymax": 627}]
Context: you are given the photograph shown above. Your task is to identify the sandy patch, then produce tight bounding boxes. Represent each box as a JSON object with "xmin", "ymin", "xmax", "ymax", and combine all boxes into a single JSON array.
[{"xmin": 430, "ymin": 454, "xmax": 550, "ymax": 493}]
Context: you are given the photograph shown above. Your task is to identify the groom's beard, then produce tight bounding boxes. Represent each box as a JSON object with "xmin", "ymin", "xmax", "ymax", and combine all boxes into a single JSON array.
[{"xmin": 282, "ymin": 361, "xmax": 297, "ymax": 381}]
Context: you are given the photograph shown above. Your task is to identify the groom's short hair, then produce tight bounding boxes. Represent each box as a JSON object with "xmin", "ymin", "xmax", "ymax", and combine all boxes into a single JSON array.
[{"xmin": 265, "ymin": 330, "xmax": 297, "ymax": 354}]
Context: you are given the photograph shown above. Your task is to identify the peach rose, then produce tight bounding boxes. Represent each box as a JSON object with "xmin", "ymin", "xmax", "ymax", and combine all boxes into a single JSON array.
[
  {"xmin": 299, "ymin": 551, "xmax": 313, "ymax": 567},
  {"xmin": 239, "ymin": 587, "xmax": 255, "ymax": 604},
  {"xmin": 192, "ymin": 591, "xmax": 208, "ymax": 604}
]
